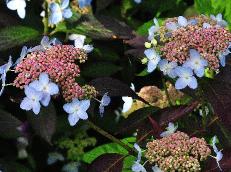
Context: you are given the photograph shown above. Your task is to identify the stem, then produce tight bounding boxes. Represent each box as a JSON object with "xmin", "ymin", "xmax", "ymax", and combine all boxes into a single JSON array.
[
  {"xmin": 162, "ymin": 78, "xmax": 173, "ymax": 107},
  {"xmin": 42, "ymin": 1, "xmax": 49, "ymax": 35},
  {"xmin": 86, "ymin": 120, "xmax": 135, "ymax": 155}
]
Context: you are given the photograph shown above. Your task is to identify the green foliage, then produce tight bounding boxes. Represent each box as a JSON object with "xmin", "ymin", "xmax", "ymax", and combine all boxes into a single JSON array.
[
  {"xmin": 57, "ymin": 128, "xmax": 96, "ymax": 161},
  {"xmin": 195, "ymin": 0, "xmax": 231, "ymax": 25},
  {"xmin": 82, "ymin": 137, "xmax": 135, "ymax": 164},
  {"xmin": 0, "ymin": 26, "xmax": 40, "ymax": 51}
]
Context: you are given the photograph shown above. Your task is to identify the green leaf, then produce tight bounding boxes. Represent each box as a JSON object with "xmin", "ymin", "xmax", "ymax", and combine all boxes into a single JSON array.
[
  {"xmin": 195, "ymin": 0, "xmax": 231, "ymax": 26},
  {"xmin": 82, "ymin": 137, "xmax": 135, "ymax": 164},
  {"xmin": 0, "ymin": 109, "xmax": 22, "ymax": 139},
  {"xmin": 82, "ymin": 62, "xmax": 122, "ymax": 78},
  {"xmin": 136, "ymin": 20, "xmax": 154, "ymax": 36},
  {"xmin": 27, "ymin": 103, "xmax": 56, "ymax": 144},
  {"xmin": 0, "ymin": 25, "xmax": 40, "ymax": 51},
  {"xmin": 136, "ymin": 68, "xmax": 150, "ymax": 76}
]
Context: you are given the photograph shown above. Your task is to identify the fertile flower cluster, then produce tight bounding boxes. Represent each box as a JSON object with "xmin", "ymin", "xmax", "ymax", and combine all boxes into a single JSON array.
[
  {"xmin": 145, "ymin": 14, "xmax": 231, "ymax": 90},
  {"xmin": 13, "ymin": 44, "xmax": 87, "ymax": 101},
  {"xmin": 145, "ymin": 131, "xmax": 211, "ymax": 171}
]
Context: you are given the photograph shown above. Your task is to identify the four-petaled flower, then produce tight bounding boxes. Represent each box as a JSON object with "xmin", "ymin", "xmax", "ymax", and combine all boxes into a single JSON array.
[
  {"xmin": 29, "ymin": 73, "xmax": 59, "ymax": 106},
  {"xmin": 69, "ymin": 34, "xmax": 94, "ymax": 53},
  {"xmin": 6, "ymin": 0, "xmax": 26, "ymax": 19},
  {"xmin": 20, "ymin": 86, "xmax": 43, "ymax": 115},
  {"xmin": 63, "ymin": 99, "xmax": 90, "ymax": 126},
  {"xmin": 78, "ymin": 0, "xmax": 92, "ymax": 8},
  {"xmin": 160, "ymin": 122, "xmax": 178, "ymax": 137},
  {"xmin": 158, "ymin": 59, "xmax": 177, "ymax": 78},
  {"xmin": 148, "ymin": 18, "xmax": 160, "ymax": 41},
  {"xmin": 210, "ymin": 13, "xmax": 228, "ymax": 27},
  {"xmin": 183, "ymin": 49, "xmax": 208, "ymax": 77},
  {"xmin": 134, "ymin": 0, "xmax": 142, "ymax": 4},
  {"xmin": 49, "ymin": 0, "xmax": 72, "ymax": 25},
  {"xmin": 99, "ymin": 93, "xmax": 111, "ymax": 117},
  {"xmin": 144, "ymin": 49, "xmax": 161, "ymax": 73},
  {"xmin": 175, "ymin": 66, "xmax": 198, "ymax": 89},
  {"xmin": 132, "ymin": 143, "xmax": 147, "ymax": 172}
]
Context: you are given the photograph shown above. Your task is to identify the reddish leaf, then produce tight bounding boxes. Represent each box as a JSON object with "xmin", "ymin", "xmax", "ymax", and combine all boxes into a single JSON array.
[
  {"xmin": 148, "ymin": 116, "xmax": 162, "ymax": 138},
  {"xmin": 88, "ymin": 153, "xmax": 124, "ymax": 172},
  {"xmin": 157, "ymin": 101, "xmax": 199, "ymax": 126},
  {"xmin": 116, "ymin": 107, "xmax": 158, "ymax": 135}
]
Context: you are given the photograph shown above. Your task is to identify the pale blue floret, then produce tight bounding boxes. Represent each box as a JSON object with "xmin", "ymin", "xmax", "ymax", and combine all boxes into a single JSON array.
[
  {"xmin": 183, "ymin": 49, "xmax": 208, "ymax": 77},
  {"xmin": 158, "ymin": 59, "xmax": 177, "ymax": 78},
  {"xmin": 211, "ymin": 136, "xmax": 223, "ymax": 171},
  {"xmin": 30, "ymin": 36, "xmax": 61, "ymax": 52},
  {"xmin": 6, "ymin": 0, "xmax": 26, "ymax": 19},
  {"xmin": 78, "ymin": 0, "xmax": 92, "ymax": 8},
  {"xmin": 47, "ymin": 152, "xmax": 64, "ymax": 165},
  {"xmin": 219, "ymin": 47, "xmax": 231, "ymax": 67},
  {"xmin": 144, "ymin": 49, "xmax": 161, "ymax": 73},
  {"xmin": 63, "ymin": 99, "xmax": 90, "ymax": 126},
  {"xmin": 166, "ymin": 16, "xmax": 189, "ymax": 31},
  {"xmin": 134, "ymin": 0, "xmax": 142, "ymax": 4},
  {"xmin": 99, "ymin": 92, "xmax": 111, "ymax": 117},
  {"xmin": 29, "ymin": 73, "xmax": 59, "ymax": 107},
  {"xmin": 175, "ymin": 66, "xmax": 198, "ymax": 90},
  {"xmin": 132, "ymin": 143, "xmax": 147, "ymax": 172},
  {"xmin": 14, "ymin": 46, "xmax": 30, "ymax": 66},
  {"xmin": 0, "ymin": 56, "xmax": 13, "ymax": 96},
  {"xmin": 203, "ymin": 23, "xmax": 211, "ymax": 29},
  {"xmin": 148, "ymin": 18, "xmax": 160, "ymax": 41},
  {"xmin": 20, "ymin": 86, "xmax": 43, "ymax": 115},
  {"xmin": 49, "ymin": 0, "xmax": 72, "ymax": 25},
  {"xmin": 210, "ymin": 13, "xmax": 228, "ymax": 27}
]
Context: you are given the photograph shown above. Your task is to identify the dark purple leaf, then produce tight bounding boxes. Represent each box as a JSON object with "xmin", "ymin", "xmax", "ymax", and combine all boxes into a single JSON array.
[
  {"xmin": 89, "ymin": 77, "xmax": 139, "ymax": 98},
  {"xmin": 116, "ymin": 107, "xmax": 158, "ymax": 135},
  {"xmin": 0, "ymin": 109, "xmax": 22, "ymax": 139},
  {"xmin": 96, "ymin": 16, "xmax": 135, "ymax": 40},
  {"xmin": 124, "ymin": 35, "xmax": 146, "ymax": 58},
  {"xmin": 147, "ymin": 116, "xmax": 162, "ymax": 138},
  {"xmin": 88, "ymin": 153, "xmax": 124, "ymax": 172},
  {"xmin": 27, "ymin": 103, "xmax": 56, "ymax": 144},
  {"xmin": 202, "ymin": 64, "xmax": 231, "ymax": 132}
]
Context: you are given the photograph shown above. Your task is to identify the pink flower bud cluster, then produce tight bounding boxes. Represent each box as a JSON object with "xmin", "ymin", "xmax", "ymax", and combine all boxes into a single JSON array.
[
  {"xmin": 145, "ymin": 131, "xmax": 211, "ymax": 171},
  {"xmin": 13, "ymin": 45, "xmax": 88, "ymax": 101},
  {"xmin": 158, "ymin": 16, "xmax": 231, "ymax": 69}
]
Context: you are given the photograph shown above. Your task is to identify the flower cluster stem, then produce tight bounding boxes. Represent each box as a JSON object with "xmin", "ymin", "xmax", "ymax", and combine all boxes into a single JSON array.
[
  {"xmin": 86, "ymin": 120, "xmax": 135, "ymax": 155},
  {"xmin": 162, "ymin": 78, "xmax": 173, "ymax": 107}
]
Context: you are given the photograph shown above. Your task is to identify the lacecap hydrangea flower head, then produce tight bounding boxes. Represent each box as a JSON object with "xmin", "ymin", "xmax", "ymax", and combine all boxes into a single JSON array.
[
  {"xmin": 8, "ymin": 35, "xmax": 109, "ymax": 126},
  {"xmin": 144, "ymin": 14, "xmax": 231, "ymax": 90}
]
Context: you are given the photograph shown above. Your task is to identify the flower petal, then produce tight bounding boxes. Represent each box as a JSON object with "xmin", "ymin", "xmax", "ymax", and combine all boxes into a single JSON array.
[
  {"xmin": 188, "ymin": 76, "xmax": 198, "ymax": 89},
  {"xmin": 17, "ymin": 7, "xmax": 26, "ymax": 19},
  {"xmin": 122, "ymin": 97, "xmax": 133, "ymax": 113},
  {"xmin": 79, "ymin": 99, "xmax": 90, "ymax": 111},
  {"xmin": 68, "ymin": 113, "xmax": 79, "ymax": 126},
  {"xmin": 20, "ymin": 97, "xmax": 33, "ymax": 111},
  {"xmin": 47, "ymin": 83, "xmax": 59, "ymax": 95},
  {"xmin": 32, "ymin": 102, "xmax": 41, "ymax": 115},
  {"xmin": 83, "ymin": 45, "xmax": 94, "ymax": 53},
  {"xmin": 62, "ymin": 8, "xmax": 72, "ymax": 19},
  {"xmin": 175, "ymin": 77, "xmax": 188, "ymax": 90},
  {"xmin": 40, "ymin": 93, "xmax": 51, "ymax": 107},
  {"xmin": 178, "ymin": 16, "xmax": 188, "ymax": 27},
  {"xmin": 166, "ymin": 22, "xmax": 178, "ymax": 31},
  {"xmin": 61, "ymin": 0, "xmax": 69, "ymax": 9},
  {"xmin": 77, "ymin": 110, "xmax": 88, "ymax": 120},
  {"xmin": 63, "ymin": 103, "xmax": 75, "ymax": 114}
]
